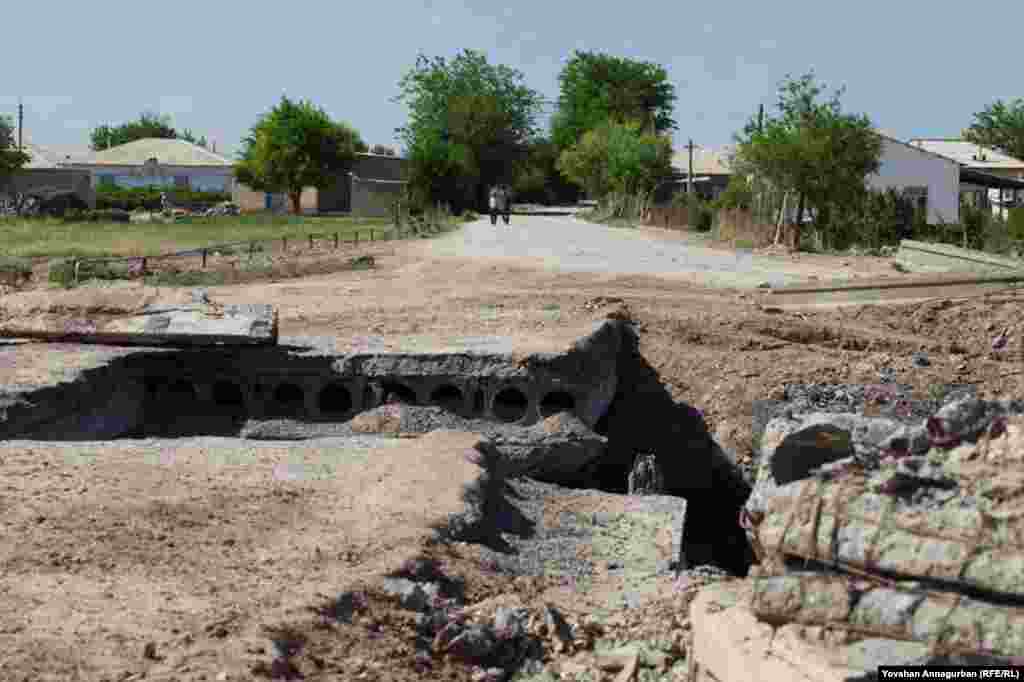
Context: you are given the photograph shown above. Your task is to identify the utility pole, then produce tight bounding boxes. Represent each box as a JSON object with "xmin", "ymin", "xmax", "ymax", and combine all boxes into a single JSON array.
[
  {"xmin": 686, "ymin": 139, "xmax": 695, "ymax": 197},
  {"xmin": 17, "ymin": 98, "xmax": 24, "ymax": 151}
]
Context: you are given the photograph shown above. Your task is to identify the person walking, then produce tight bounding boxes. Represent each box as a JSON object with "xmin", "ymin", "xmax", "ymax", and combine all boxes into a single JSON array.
[{"xmin": 489, "ymin": 185, "xmax": 511, "ymax": 226}]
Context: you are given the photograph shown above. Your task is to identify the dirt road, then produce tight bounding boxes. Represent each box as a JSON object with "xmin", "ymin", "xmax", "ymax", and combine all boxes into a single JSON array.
[{"xmin": 423, "ymin": 213, "xmax": 899, "ymax": 288}]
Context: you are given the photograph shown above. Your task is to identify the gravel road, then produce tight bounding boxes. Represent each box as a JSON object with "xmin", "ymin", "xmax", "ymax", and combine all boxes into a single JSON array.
[{"xmin": 426, "ymin": 213, "xmax": 835, "ymax": 289}]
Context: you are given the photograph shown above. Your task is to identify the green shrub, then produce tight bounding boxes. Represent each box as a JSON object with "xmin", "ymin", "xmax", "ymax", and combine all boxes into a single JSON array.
[
  {"xmin": 1009, "ymin": 207, "xmax": 1024, "ymax": 242},
  {"xmin": 0, "ymin": 256, "xmax": 33, "ymax": 277},
  {"xmin": 62, "ymin": 209, "xmax": 132, "ymax": 223},
  {"xmin": 95, "ymin": 185, "xmax": 231, "ymax": 212},
  {"xmin": 48, "ymin": 258, "xmax": 134, "ymax": 288}
]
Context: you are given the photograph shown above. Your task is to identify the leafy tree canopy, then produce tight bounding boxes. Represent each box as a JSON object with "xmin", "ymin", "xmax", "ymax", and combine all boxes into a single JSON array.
[
  {"xmin": 91, "ymin": 112, "xmax": 177, "ymax": 151},
  {"xmin": 551, "ymin": 50, "xmax": 677, "ymax": 151},
  {"xmin": 963, "ymin": 98, "xmax": 1024, "ymax": 162},
  {"xmin": 557, "ymin": 120, "xmax": 673, "ymax": 200},
  {"xmin": 394, "ymin": 49, "xmax": 543, "ymax": 210},
  {"xmin": 234, "ymin": 96, "xmax": 367, "ymax": 214},
  {"xmin": 734, "ymin": 72, "xmax": 882, "ymax": 248}
]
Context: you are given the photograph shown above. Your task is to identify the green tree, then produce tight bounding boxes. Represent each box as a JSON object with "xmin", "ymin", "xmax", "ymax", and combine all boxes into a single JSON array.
[
  {"xmin": 0, "ymin": 114, "xmax": 30, "ymax": 184},
  {"xmin": 394, "ymin": 49, "xmax": 543, "ymax": 211},
  {"xmin": 511, "ymin": 137, "xmax": 581, "ymax": 205},
  {"xmin": 90, "ymin": 112, "xmax": 179, "ymax": 151},
  {"xmin": 551, "ymin": 50, "xmax": 677, "ymax": 151},
  {"xmin": 963, "ymin": 98, "xmax": 1024, "ymax": 162},
  {"xmin": 179, "ymin": 128, "xmax": 209, "ymax": 149},
  {"xmin": 734, "ymin": 73, "xmax": 882, "ymax": 250},
  {"xmin": 235, "ymin": 96, "xmax": 367, "ymax": 214},
  {"xmin": 557, "ymin": 120, "xmax": 673, "ymax": 214}
]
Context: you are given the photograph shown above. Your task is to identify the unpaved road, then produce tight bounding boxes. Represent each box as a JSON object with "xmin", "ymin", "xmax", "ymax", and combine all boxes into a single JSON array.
[{"xmin": 424, "ymin": 213, "xmax": 899, "ymax": 288}]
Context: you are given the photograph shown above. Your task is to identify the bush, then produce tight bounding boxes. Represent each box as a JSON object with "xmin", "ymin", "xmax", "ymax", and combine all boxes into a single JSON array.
[
  {"xmin": 94, "ymin": 185, "xmax": 231, "ymax": 212},
  {"xmin": 1008, "ymin": 207, "xmax": 1024, "ymax": 242},
  {"xmin": 0, "ymin": 256, "xmax": 33, "ymax": 277},
  {"xmin": 673, "ymin": 192, "xmax": 713, "ymax": 232},
  {"xmin": 62, "ymin": 209, "xmax": 132, "ymax": 223},
  {"xmin": 48, "ymin": 258, "xmax": 134, "ymax": 288}
]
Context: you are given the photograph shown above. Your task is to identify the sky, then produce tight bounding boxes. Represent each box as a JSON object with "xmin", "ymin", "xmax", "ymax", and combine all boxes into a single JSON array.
[{"xmin": 3, "ymin": 0, "xmax": 1022, "ymax": 160}]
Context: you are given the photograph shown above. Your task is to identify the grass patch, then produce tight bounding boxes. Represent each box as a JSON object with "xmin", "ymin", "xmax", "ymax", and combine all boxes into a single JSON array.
[
  {"xmin": 0, "ymin": 256, "xmax": 32, "ymax": 276},
  {"xmin": 0, "ymin": 214, "xmax": 393, "ymax": 259}
]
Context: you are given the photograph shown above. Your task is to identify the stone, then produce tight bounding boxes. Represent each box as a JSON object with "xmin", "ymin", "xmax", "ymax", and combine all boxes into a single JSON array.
[
  {"xmin": 443, "ymin": 625, "xmax": 497, "ymax": 663},
  {"xmin": 492, "ymin": 607, "xmax": 528, "ymax": 641},
  {"xmin": 484, "ymin": 413, "xmax": 606, "ymax": 485},
  {"xmin": 381, "ymin": 577, "xmax": 440, "ymax": 613},
  {"xmin": 0, "ymin": 302, "xmax": 279, "ymax": 347},
  {"xmin": 627, "ymin": 452, "xmax": 664, "ymax": 495}
]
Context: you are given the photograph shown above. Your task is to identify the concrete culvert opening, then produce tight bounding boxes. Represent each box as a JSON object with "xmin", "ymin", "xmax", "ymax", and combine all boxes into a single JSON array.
[
  {"xmin": 167, "ymin": 379, "xmax": 197, "ymax": 402},
  {"xmin": 430, "ymin": 384, "xmax": 464, "ymax": 412},
  {"xmin": 539, "ymin": 390, "xmax": 575, "ymax": 417},
  {"xmin": 493, "ymin": 387, "xmax": 529, "ymax": 423},
  {"xmin": 319, "ymin": 382, "xmax": 353, "ymax": 415},
  {"xmin": 382, "ymin": 382, "xmax": 417, "ymax": 405},
  {"xmin": 271, "ymin": 383, "xmax": 305, "ymax": 417},
  {"xmin": 212, "ymin": 381, "xmax": 244, "ymax": 408},
  {"xmin": 473, "ymin": 389, "xmax": 485, "ymax": 415}
]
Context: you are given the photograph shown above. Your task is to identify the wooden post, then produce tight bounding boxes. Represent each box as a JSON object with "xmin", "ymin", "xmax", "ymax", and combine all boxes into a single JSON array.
[
  {"xmin": 355, "ymin": 231, "xmax": 359, "ymax": 244},
  {"xmin": 687, "ymin": 139, "xmax": 695, "ymax": 197},
  {"xmin": 334, "ymin": 232, "xmax": 339, "ymax": 249},
  {"xmin": 283, "ymin": 236, "xmax": 288, "ymax": 252},
  {"xmin": 250, "ymin": 241, "xmax": 255, "ymax": 258},
  {"xmin": 309, "ymin": 234, "xmax": 314, "ymax": 250},
  {"xmin": 73, "ymin": 259, "xmax": 80, "ymax": 286},
  {"xmin": 201, "ymin": 248, "xmax": 207, "ymax": 269}
]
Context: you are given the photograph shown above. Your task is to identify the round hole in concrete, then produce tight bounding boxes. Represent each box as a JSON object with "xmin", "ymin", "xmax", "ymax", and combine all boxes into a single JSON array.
[
  {"xmin": 539, "ymin": 390, "xmax": 575, "ymax": 417},
  {"xmin": 473, "ymin": 389, "xmax": 485, "ymax": 414},
  {"xmin": 430, "ymin": 384, "xmax": 464, "ymax": 412},
  {"xmin": 212, "ymin": 380, "xmax": 244, "ymax": 407},
  {"xmin": 319, "ymin": 382, "xmax": 353, "ymax": 415},
  {"xmin": 493, "ymin": 387, "xmax": 529, "ymax": 423},
  {"xmin": 381, "ymin": 382, "xmax": 416, "ymax": 405},
  {"xmin": 272, "ymin": 383, "xmax": 305, "ymax": 416}
]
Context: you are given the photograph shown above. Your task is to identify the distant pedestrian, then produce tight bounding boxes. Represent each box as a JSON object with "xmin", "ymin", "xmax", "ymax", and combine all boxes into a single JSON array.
[{"xmin": 489, "ymin": 186, "xmax": 510, "ymax": 226}]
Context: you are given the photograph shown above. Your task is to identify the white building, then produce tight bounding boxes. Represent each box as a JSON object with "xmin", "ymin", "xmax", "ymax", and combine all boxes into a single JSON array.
[
  {"xmin": 908, "ymin": 139, "xmax": 1024, "ymax": 216},
  {"xmin": 868, "ymin": 134, "xmax": 962, "ymax": 224},
  {"xmin": 61, "ymin": 138, "xmax": 235, "ymax": 193}
]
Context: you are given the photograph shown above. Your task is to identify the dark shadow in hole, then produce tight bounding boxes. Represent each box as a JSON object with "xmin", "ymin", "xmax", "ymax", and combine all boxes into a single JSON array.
[
  {"xmin": 270, "ymin": 383, "xmax": 305, "ymax": 417},
  {"xmin": 430, "ymin": 384, "xmax": 464, "ymax": 413},
  {"xmin": 212, "ymin": 380, "xmax": 245, "ymax": 409},
  {"xmin": 318, "ymin": 382, "xmax": 353, "ymax": 415},
  {"xmin": 493, "ymin": 387, "xmax": 528, "ymax": 423},
  {"xmin": 539, "ymin": 390, "xmax": 575, "ymax": 418},
  {"xmin": 381, "ymin": 382, "xmax": 416, "ymax": 405},
  {"xmin": 588, "ymin": 327, "xmax": 754, "ymax": 577},
  {"xmin": 473, "ymin": 388, "xmax": 485, "ymax": 415}
]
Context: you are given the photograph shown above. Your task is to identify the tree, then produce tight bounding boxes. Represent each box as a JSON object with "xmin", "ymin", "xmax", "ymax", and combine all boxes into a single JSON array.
[
  {"xmin": 551, "ymin": 50, "xmax": 677, "ymax": 151},
  {"xmin": 370, "ymin": 144, "xmax": 396, "ymax": 156},
  {"xmin": 734, "ymin": 73, "xmax": 882, "ymax": 250},
  {"xmin": 90, "ymin": 112, "xmax": 178, "ymax": 150},
  {"xmin": 0, "ymin": 114, "xmax": 30, "ymax": 184},
  {"xmin": 511, "ymin": 137, "xmax": 582, "ymax": 205},
  {"xmin": 963, "ymin": 98, "xmax": 1024, "ymax": 162},
  {"xmin": 235, "ymin": 96, "xmax": 367, "ymax": 214},
  {"xmin": 394, "ymin": 49, "xmax": 543, "ymax": 211},
  {"xmin": 557, "ymin": 120, "xmax": 673, "ymax": 215},
  {"xmin": 179, "ymin": 128, "xmax": 209, "ymax": 149}
]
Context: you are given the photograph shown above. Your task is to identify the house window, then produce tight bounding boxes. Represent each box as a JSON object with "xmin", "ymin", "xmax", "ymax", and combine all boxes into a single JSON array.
[{"xmin": 173, "ymin": 176, "xmax": 190, "ymax": 189}]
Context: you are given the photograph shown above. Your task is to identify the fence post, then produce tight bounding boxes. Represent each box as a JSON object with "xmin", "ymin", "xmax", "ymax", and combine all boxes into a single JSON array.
[
  {"xmin": 334, "ymin": 232, "xmax": 339, "ymax": 249},
  {"xmin": 355, "ymin": 230, "xmax": 359, "ymax": 244},
  {"xmin": 250, "ymin": 241, "xmax": 255, "ymax": 258},
  {"xmin": 73, "ymin": 259, "xmax": 80, "ymax": 286},
  {"xmin": 309, "ymin": 234, "xmax": 314, "ymax": 250},
  {"xmin": 202, "ymin": 248, "xmax": 207, "ymax": 269},
  {"xmin": 283, "ymin": 236, "xmax": 288, "ymax": 252}
]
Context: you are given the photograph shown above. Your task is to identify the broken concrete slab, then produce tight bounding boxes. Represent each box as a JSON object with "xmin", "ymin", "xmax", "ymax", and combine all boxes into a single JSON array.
[
  {"xmin": 0, "ymin": 302, "xmax": 279, "ymax": 347},
  {"xmin": 690, "ymin": 580, "xmax": 934, "ymax": 682}
]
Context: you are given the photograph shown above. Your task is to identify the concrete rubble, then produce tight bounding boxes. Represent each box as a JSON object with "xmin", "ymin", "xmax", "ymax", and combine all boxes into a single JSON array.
[{"xmin": 690, "ymin": 390, "xmax": 1024, "ymax": 682}]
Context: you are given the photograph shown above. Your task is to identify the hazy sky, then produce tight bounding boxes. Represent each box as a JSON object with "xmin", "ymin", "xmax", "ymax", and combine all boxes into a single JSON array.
[{"xmin": 3, "ymin": 0, "xmax": 1021, "ymax": 159}]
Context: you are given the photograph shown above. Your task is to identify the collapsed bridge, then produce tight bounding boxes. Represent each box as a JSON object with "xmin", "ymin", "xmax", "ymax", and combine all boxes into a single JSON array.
[{"xmin": 0, "ymin": 316, "xmax": 754, "ymax": 575}]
